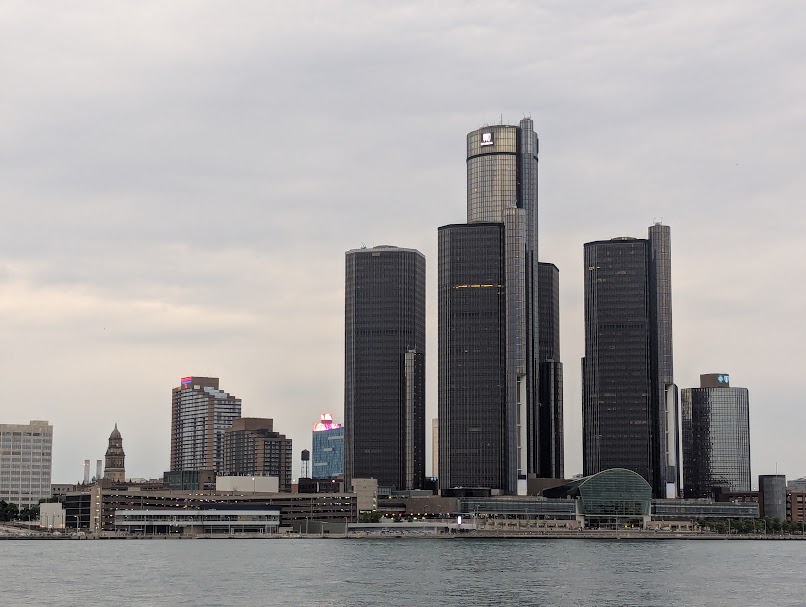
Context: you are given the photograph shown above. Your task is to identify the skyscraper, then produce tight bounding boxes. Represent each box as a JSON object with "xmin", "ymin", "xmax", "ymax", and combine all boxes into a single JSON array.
[
  {"xmin": 0, "ymin": 420, "xmax": 52, "ymax": 507},
  {"xmin": 438, "ymin": 118, "xmax": 540, "ymax": 493},
  {"xmin": 344, "ymin": 246, "xmax": 425, "ymax": 492},
  {"xmin": 582, "ymin": 224, "xmax": 679, "ymax": 498},
  {"xmin": 537, "ymin": 262, "xmax": 563, "ymax": 479},
  {"xmin": 223, "ymin": 418, "xmax": 293, "ymax": 492},
  {"xmin": 438, "ymin": 223, "xmax": 507, "ymax": 490},
  {"xmin": 682, "ymin": 373, "xmax": 750, "ymax": 498},
  {"xmin": 170, "ymin": 376, "xmax": 241, "ymax": 475},
  {"xmin": 312, "ymin": 413, "xmax": 344, "ymax": 479},
  {"xmin": 103, "ymin": 424, "xmax": 125, "ymax": 482}
]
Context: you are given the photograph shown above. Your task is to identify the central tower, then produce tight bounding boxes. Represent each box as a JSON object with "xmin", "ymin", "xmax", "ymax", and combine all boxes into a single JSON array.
[
  {"xmin": 468, "ymin": 120, "xmax": 539, "ymax": 487},
  {"xmin": 439, "ymin": 119, "xmax": 539, "ymax": 493}
]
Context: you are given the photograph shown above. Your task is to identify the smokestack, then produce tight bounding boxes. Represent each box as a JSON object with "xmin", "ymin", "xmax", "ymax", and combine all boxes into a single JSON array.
[
  {"xmin": 83, "ymin": 460, "xmax": 90, "ymax": 484},
  {"xmin": 96, "ymin": 459, "xmax": 103, "ymax": 481}
]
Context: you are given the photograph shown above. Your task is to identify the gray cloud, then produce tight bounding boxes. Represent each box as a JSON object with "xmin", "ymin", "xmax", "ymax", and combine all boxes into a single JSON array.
[{"xmin": 1, "ymin": 1, "xmax": 804, "ymax": 484}]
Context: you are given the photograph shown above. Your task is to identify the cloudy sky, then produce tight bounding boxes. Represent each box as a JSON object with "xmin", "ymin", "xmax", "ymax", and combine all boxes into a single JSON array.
[{"xmin": 2, "ymin": 1, "xmax": 804, "ymax": 485}]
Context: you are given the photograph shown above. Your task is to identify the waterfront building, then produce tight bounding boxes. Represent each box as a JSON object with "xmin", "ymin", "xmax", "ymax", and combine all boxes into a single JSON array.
[
  {"xmin": 103, "ymin": 424, "xmax": 125, "ymax": 482},
  {"xmin": 64, "ymin": 487, "xmax": 356, "ymax": 532},
  {"xmin": 439, "ymin": 118, "xmax": 550, "ymax": 494},
  {"xmin": 759, "ymin": 474, "xmax": 787, "ymax": 520},
  {"xmin": 470, "ymin": 119, "xmax": 540, "ymax": 491},
  {"xmin": 537, "ymin": 262, "xmax": 564, "ymax": 479},
  {"xmin": 0, "ymin": 420, "xmax": 53, "ymax": 507},
  {"xmin": 223, "ymin": 418, "xmax": 293, "ymax": 492},
  {"xmin": 438, "ymin": 222, "xmax": 508, "ymax": 490},
  {"xmin": 681, "ymin": 373, "xmax": 750, "ymax": 497},
  {"xmin": 170, "ymin": 376, "xmax": 241, "ymax": 475},
  {"xmin": 344, "ymin": 246, "xmax": 426, "ymax": 492},
  {"xmin": 312, "ymin": 414, "xmax": 344, "ymax": 479},
  {"xmin": 115, "ymin": 508, "xmax": 281, "ymax": 535},
  {"xmin": 582, "ymin": 224, "xmax": 679, "ymax": 498}
]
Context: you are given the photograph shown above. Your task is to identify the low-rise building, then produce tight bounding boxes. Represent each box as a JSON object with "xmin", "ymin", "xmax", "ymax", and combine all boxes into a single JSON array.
[
  {"xmin": 114, "ymin": 509, "xmax": 281, "ymax": 535},
  {"xmin": 63, "ymin": 488, "xmax": 356, "ymax": 533},
  {"xmin": 39, "ymin": 502, "xmax": 66, "ymax": 529}
]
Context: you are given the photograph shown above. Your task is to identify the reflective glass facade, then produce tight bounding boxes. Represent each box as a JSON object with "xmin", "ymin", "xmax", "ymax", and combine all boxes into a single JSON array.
[
  {"xmin": 537, "ymin": 262, "xmax": 563, "ymax": 478},
  {"xmin": 682, "ymin": 378, "xmax": 750, "ymax": 498},
  {"xmin": 464, "ymin": 119, "xmax": 540, "ymax": 484},
  {"xmin": 312, "ymin": 426, "xmax": 344, "ymax": 479},
  {"xmin": 438, "ymin": 223, "xmax": 507, "ymax": 490},
  {"xmin": 582, "ymin": 225, "xmax": 679, "ymax": 497},
  {"xmin": 170, "ymin": 377, "xmax": 241, "ymax": 475},
  {"xmin": 344, "ymin": 246, "xmax": 425, "ymax": 491},
  {"xmin": 0, "ymin": 420, "xmax": 53, "ymax": 506}
]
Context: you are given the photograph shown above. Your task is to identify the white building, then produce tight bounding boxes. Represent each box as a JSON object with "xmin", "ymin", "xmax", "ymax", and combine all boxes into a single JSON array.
[
  {"xmin": 0, "ymin": 420, "xmax": 53, "ymax": 506},
  {"xmin": 40, "ymin": 502, "xmax": 65, "ymax": 529}
]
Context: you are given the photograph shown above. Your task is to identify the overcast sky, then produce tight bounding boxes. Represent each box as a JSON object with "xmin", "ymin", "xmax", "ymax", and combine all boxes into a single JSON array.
[{"xmin": 2, "ymin": 1, "xmax": 804, "ymax": 486}]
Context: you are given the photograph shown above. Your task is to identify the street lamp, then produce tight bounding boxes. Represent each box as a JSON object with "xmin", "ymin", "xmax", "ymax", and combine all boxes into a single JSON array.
[{"xmin": 252, "ymin": 477, "xmax": 256, "ymax": 495}]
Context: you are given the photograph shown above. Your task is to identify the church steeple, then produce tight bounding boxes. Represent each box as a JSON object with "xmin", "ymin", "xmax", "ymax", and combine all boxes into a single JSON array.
[{"xmin": 104, "ymin": 424, "xmax": 125, "ymax": 482}]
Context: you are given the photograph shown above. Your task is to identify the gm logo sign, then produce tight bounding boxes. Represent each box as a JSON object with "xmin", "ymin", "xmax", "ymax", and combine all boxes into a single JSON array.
[{"xmin": 480, "ymin": 131, "xmax": 494, "ymax": 146}]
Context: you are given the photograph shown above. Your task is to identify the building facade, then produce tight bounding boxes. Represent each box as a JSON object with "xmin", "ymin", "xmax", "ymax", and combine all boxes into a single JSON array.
[
  {"xmin": 223, "ymin": 418, "xmax": 293, "ymax": 492},
  {"xmin": 438, "ymin": 222, "xmax": 508, "ymax": 490},
  {"xmin": 582, "ymin": 224, "xmax": 680, "ymax": 498},
  {"xmin": 537, "ymin": 262, "xmax": 564, "ymax": 478},
  {"xmin": 344, "ymin": 246, "xmax": 426, "ymax": 492},
  {"xmin": 0, "ymin": 420, "xmax": 53, "ymax": 507},
  {"xmin": 104, "ymin": 424, "xmax": 125, "ymax": 482},
  {"xmin": 312, "ymin": 414, "xmax": 344, "ymax": 479},
  {"xmin": 170, "ymin": 376, "xmax": 241, "ymax": 475},
  {"xmin": 682, "ymin": 373, "xmax": 750, "ymax": 498},
  {"xmin": 759, "ymin": 474, "xmax": 787, "ymax": 520},
  {"xmin": 432, "ymin": 418, "xmax": 438, "ymax": 478},
  {"xmin": 467, "ymin": 119, "xmax": 540, "ymax": 491}
]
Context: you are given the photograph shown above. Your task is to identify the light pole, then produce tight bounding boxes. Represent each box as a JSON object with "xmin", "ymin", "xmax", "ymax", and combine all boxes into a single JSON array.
[{"xmin": 252, "ymin": 477, "xmax": 255, "ymax": 495}]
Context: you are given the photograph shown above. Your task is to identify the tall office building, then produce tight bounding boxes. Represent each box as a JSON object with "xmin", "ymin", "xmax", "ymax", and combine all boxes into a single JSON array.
[
  {"xmin": 582, "ymin": 223, "xmax": 679, "ymax": 498},
  {"xmin": 223, "ymin": 418, "xmax": 293, "ymax": 492},
  {"xmin": 0, "ymin": 420, "xmax": 53, "ymax": 506},
  {"xmin": 537, "ymin": 262, "xmax": 564, "ymax": 478},
  {"xmin": 312, "ymin": 413, "xmax": 344, "ymax": 479},
  {"xmin": 682, "ymin": 373, "xmax": 750, "ymax": 498},
  {"xmin": 439, "ymin": 223, "xmax": 507, "ymax": 490},
  {"xmin": 439, "ymin": 118, "xmax": 540, "ymax": 493},
  {"xmin": 170, "ymin": 376, "xmax": 241, "ymax": 475},
  {"xmin": 344, "ymin": 246, "xmax": 426, "ymax": 492},
  {"xmin": 103, "ymin": 424, "xmax": 125, "ymax": 482}
]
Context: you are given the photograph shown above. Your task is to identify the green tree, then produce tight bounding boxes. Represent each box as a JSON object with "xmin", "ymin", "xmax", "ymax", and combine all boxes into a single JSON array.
[
  {"xmin": 358, "ymin": 510, "xmax": 382, "ymax": 523},
  {"xmin": 0, "ymin": 501, "xmax": 19, "ymax": 522}
]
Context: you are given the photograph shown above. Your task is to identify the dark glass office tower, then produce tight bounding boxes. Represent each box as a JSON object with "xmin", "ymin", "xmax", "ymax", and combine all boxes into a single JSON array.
[
  {"xmin": 682, "ymin": 373, "xmax": 750, "ymax": 498},
  {"xmin": 465, "ymin": 118, "xmax": 540, "ymax": 488},
  {"xmin": 344, "ymin": 246, "xmax": 425, "ymax": 492},
  {"xmin": 582, "ymin": 224, "xmax": 679, "ymax": 498},
  {"xmin": 537, "ymin": 262, "xmax": 563, "ymax": 478},
  {"xmin": 438, "ymin": 223, "xmax": 507, "ymax": 490}
]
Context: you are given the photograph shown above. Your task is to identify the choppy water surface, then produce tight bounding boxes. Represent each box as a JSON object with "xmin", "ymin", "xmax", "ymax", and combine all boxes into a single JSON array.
[{"xmin": 2, "ymin": 538, "xmax": 805, "ymax": 606}]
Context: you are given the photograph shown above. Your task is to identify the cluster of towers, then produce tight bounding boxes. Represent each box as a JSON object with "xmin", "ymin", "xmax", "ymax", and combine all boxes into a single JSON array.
[
  {"xmin": 344, "ymin": 117, "xmax": 752, "ymax": 499},
  {"xmin": 345, "ymin": 118, "xmax": 564, "ymax": 495}
]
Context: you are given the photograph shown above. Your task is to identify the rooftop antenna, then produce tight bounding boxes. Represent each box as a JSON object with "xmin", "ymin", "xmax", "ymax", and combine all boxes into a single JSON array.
[{"xmin": 500, "ymin": 113, "xmax": 503, "ymax": 124}]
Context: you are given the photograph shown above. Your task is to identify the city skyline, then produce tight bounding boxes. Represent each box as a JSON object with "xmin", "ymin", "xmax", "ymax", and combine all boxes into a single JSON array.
[{"xmin": 2, "ymin": 3, "xmax": 805, "ymax": 485}]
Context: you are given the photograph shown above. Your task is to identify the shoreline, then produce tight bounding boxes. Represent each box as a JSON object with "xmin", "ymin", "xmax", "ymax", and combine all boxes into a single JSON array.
[{"xmin": 3, "ymin": 530, "xmax": 806, "ymax": 541}]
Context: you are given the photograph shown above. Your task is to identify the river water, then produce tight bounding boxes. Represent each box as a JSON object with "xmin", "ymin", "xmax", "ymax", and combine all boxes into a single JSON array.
[{"xmin": 2, "ymin": 538, "xmax": 805, "ymax": 606}]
